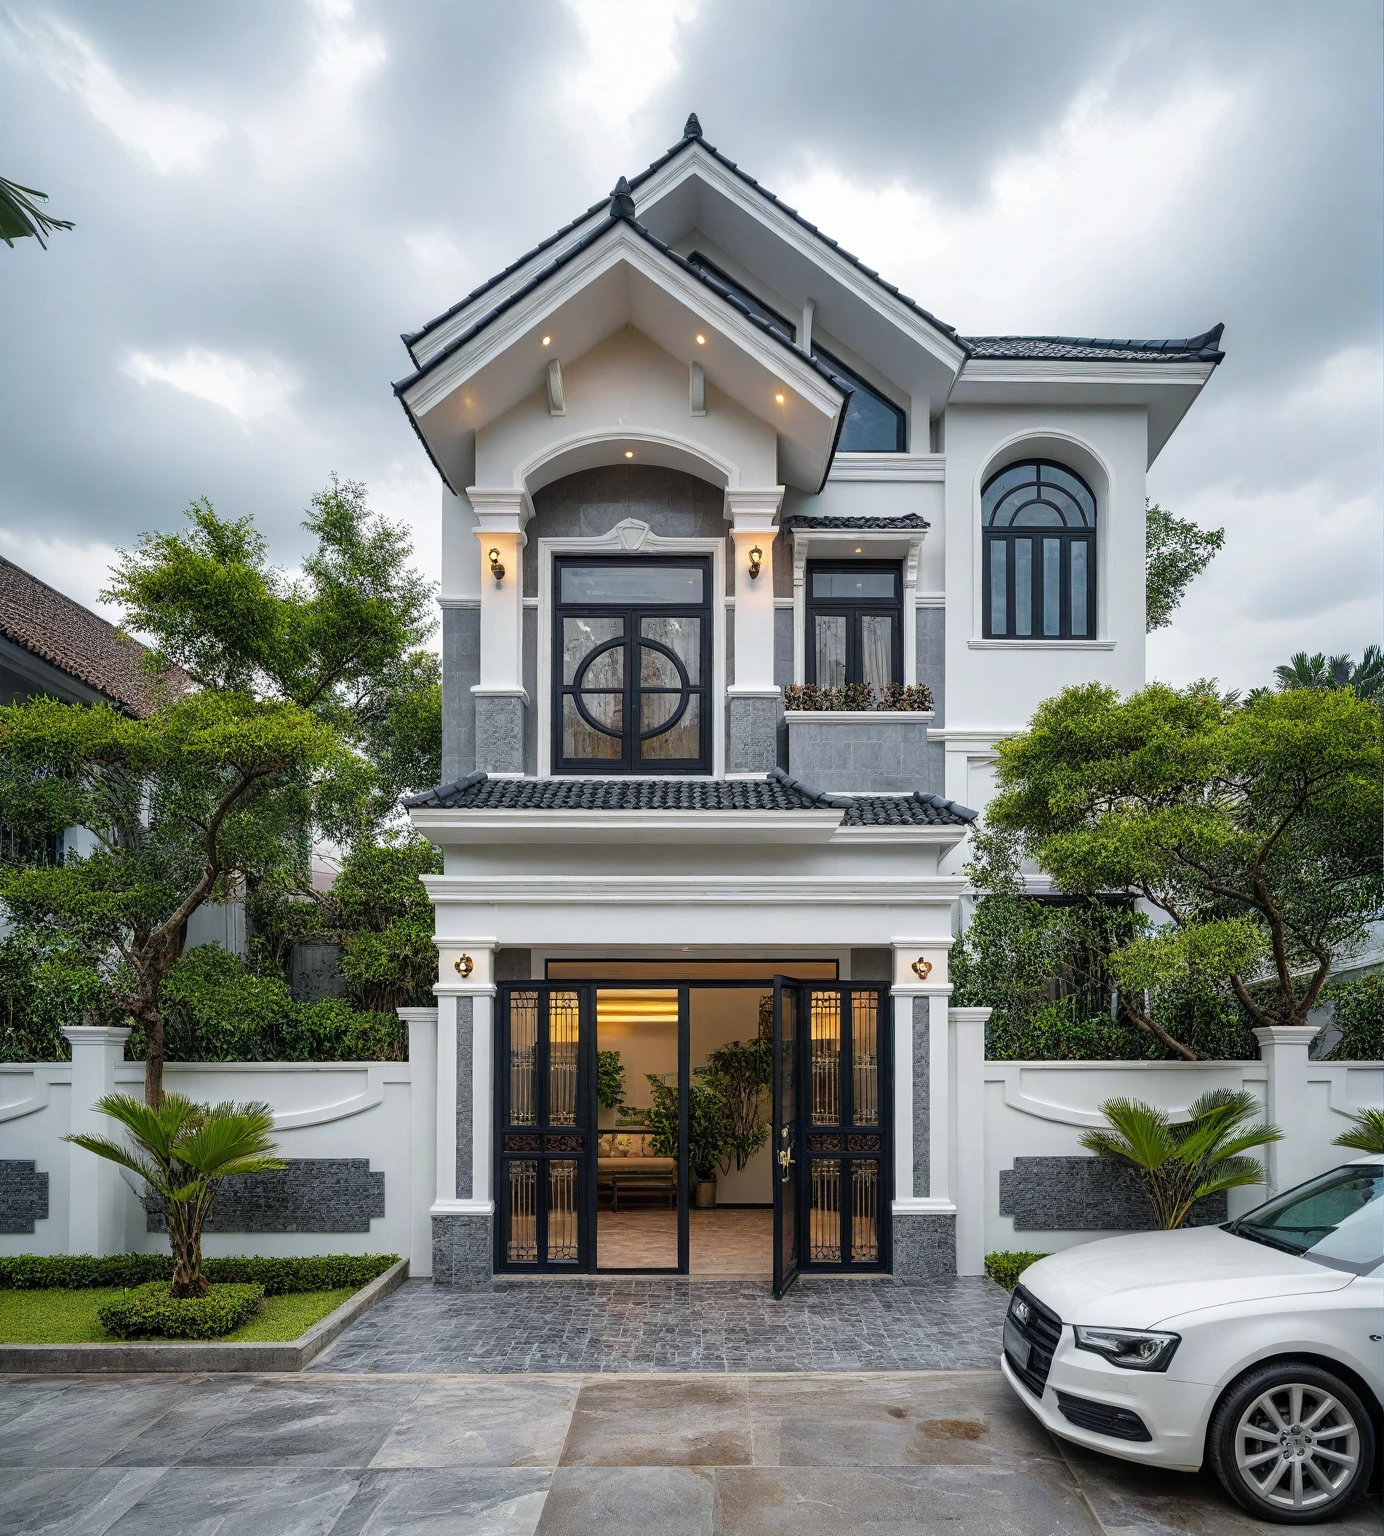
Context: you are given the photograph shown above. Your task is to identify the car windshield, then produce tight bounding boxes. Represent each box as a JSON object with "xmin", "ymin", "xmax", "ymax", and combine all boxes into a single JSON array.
[{"xmin": 1229, "ymin": 1164, "xmax": 1383, "ymax": 1275}]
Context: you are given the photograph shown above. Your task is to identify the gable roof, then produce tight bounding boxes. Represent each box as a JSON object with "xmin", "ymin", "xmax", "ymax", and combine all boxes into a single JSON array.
[
  {"xmin": 0, "ymin": 556, "xmax": 186, "ymax": 716},
  {"xmin": 402, "ymin": 767, "xmax": 977, "ymax": 827}
]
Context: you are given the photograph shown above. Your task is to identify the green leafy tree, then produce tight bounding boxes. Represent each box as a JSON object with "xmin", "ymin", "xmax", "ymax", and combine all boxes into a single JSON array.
[
  {"xmin": 1146, "ymin": 503, "xmax": 1225, "ymax": 631},
  {"xmin": 1, "ymin": 176, "xmax": 73, "ymax": 248},
  {"xmin": 1324, "ymin": 973, "xmax": 1384, "ymax": 1061},
  {"xmin": 0, "ymin": 693, "xmax": 343, "ymax": 1103},
  {"xmin": 1079, "ymin": 1089, "xmax": 1282, "ymax": 1229},
  {"xmin": 1332, "ymin": 1107, "xmax": 1384, "ymax": 1155},
  {"xmin": 984, "ymin": 682, "xmax": 1383, "ymax": 1059},
  {"xmin": 596, "ymin": 1050, "xmax": 626, "ymax": 1111},
  {"xmin": 66, "ymin": 1094, "xmax": 284, "ymax": 1297},
  {"xmin": 646, "ymin": 1071, "xmax": 728, "ymax": 1182},
  {"xmin": 704, "ymin": 1037, "xmax": 772, "ymax": 1172}
]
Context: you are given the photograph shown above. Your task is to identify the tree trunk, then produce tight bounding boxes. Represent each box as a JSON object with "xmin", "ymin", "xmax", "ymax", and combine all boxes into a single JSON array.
[
  {"xmin": 144, "ymin": 1009, "xmax": 166, "ymax": 1108},
  {"xmin": 167, "ymin": 1196, "xmax": 208, "ymax": 1298}
]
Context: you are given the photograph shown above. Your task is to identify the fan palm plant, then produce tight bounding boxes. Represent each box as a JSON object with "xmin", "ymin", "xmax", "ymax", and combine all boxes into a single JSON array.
[
  {"xmin": 0, "ymin": 177, "xmax": 73, "ymax": 247},
  {"xmin": 1332, "ymin": 1106, "xmax": 1384, "ymax": 1155},
  {"xmin": 1079, "ymin": 1089, "xmax": 1282, "ymax": 1230},
  {"xmin": 65, "ymin": 1095, "xmax": 284, "ymax": 1297}
]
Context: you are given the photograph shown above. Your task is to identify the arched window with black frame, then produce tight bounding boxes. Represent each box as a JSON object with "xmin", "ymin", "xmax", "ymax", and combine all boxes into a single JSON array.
[{"xmin": 982, "ymin": 460, "xmax": 1097, "ymax": 639}]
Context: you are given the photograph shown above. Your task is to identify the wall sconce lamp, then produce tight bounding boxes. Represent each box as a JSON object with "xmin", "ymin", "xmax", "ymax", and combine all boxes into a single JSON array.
[
  {"xmin": 747, "ymin": 545, "xmax": 763, "ymax": 580},
  {"xmin": 454, "ymin": 954, "xmax": 474, "ymax": 978},
  {"xmin": 911, "ymin": 957, "xmax": 933, "ymax": 980},
  {"xmin": 488, "ymin": 548, "xmax": 505, "ymax": 584}
]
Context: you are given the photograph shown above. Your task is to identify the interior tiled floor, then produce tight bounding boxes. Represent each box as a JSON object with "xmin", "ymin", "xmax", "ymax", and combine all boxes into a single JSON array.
[
  {"xmin": 596, "ymin": 1206, "xmax": 772, "ymax": 1275},
  {"xmin": 3, "ymin": 1369, "xmax": 1379, "ymax": 1535}
]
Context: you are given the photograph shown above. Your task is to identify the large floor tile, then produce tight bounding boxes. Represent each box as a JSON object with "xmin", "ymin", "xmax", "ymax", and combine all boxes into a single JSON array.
[
  {"xmin": 558, "ymin": 1376, "xmax": 751, "ymax": 1467},
  {"xmin": 709, "ymin": 1464, "xmax": 1102, "ymax": 1535},
  {"xmin": 1060, "ymin": 1443, "xmax": 1384, "ymax": 1535},
  {"xmin": 175, "ymin": 1376, "xmax": 425, "ymax": 1469},
  {"xmin": 0, "ymin": 1465, "xmax": 164, "ymax": 1536},
  {"xmin": 369, "ymin": 1377, "xmax": 581, "ymax": 1468},
  {"xmin": 106, "ymin": 1375, "xmax": 258, "ymax": 1466},
  {"xmin": 746, "ymin": 1370, "xmax": 1062, "ymax": 1467},
  {"xmin": 536, "ymin": 1466, "xmax": 715, "ymax": 1536},
  {"xmin": 0, "ymin": 1380, "xmax": 74, "ymax": 1432},
  {"xmin": 331, "ymin": 1468, "xmax": 551, "ymax": 1536},
  {"xmin": 104, "ymin": 1465, "xmax": 361, "ymax": 1535},
  {"xmin": 0, "ymin": 1377, "xmax": 195, "ymax": 1467}
]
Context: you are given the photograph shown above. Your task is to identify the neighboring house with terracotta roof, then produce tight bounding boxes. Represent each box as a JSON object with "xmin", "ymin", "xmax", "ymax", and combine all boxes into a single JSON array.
[{"xmin": 0, "ymin": 555, "xmax": 186, "ymax": 716}]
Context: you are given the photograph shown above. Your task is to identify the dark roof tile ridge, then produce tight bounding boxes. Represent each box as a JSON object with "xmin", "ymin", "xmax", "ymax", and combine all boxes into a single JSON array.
[
  {"xmin": 912, "ymin": 789, "xmax": 979, "ymax": 823},
  {"xmin": 767, "ymin": 764, "xmax": 850, "ymax": 810},
  {"xmin": 961, "ymin": 323, "xmax": 1225, "ymax": 362},
  {"xmin": 401, "ymin": 770, "xmax": 488, "ymax": 810}
]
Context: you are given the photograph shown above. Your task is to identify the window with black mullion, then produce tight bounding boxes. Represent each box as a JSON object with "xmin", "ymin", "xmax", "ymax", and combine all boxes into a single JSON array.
[
  {"xmin": 982, "ymin": 460, "xmax": 1097, "ymax": 639},
  {"xmin": 805, "ymin": 562, "xmax": 902, "ymax": 690}
]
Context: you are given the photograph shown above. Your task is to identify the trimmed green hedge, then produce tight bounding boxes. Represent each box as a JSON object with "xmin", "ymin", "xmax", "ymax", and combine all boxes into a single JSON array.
[
  {"xmin": 98, "ymin": 1281, "xmax": 265, "ymax": 1340},
  {"xmin": 0, "ymin": 1253, "xmax": 399, "ymax": 1293},
  {"xmin": 984, "ymin": 1250, "xmax": 1050, "ymax": 1291}
]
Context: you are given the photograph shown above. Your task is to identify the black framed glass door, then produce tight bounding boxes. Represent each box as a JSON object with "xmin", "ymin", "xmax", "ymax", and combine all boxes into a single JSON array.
[
  {"xmin": 771, "ymin": 976, "xmax": 800, "ymax": 1298},
  {"xmin": 495, "ymin": 985, "xmax": 594, "ymax": 1272},
  {"xmin": 773, "ymin": 982, "xmax": 891, "ymax": 1291}
]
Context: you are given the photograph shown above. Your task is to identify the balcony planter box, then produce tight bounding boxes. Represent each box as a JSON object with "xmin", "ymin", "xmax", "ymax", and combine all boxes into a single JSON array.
[{"xmin": 785, "ymin": 710, "xmax": 937, "ymax": 795}]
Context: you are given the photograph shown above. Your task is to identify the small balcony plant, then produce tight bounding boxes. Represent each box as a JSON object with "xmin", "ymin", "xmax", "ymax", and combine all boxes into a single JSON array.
[{"xmin": 784, "ymin": 682, "xmax": 934, "ymax": 712}]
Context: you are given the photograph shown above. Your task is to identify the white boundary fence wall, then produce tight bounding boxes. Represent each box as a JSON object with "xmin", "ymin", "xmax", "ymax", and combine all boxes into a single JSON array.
[
  {"xmin": 951, "ymin": 1010, "xmax": 1384, "ymax": 1276},
  {"xmin": 2, "ymin": 1009, "xmax": 1378, "ymax": 1282},
  {"xmin": 0, "ymin": 1014, "xmax": 438, "ymax": 1276}
]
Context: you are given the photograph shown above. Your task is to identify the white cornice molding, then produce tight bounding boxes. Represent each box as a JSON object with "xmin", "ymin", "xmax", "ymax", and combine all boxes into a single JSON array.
[
  {"xmin": 410, "ymin": 810, "xmax": 843, "ymax": 845},
  {"xmin": 967, "ymin": 638, "xmax": 1115, "ymax": 651},
  {"xmin": 827, "ymin": 453, "xmax": 945, "ymax": 482},
  {"xmin": 421, "ymin": 872, "xmax": 969, "ymax": 902},
  {"xmin": 956, "ymin": 359, "xmax": 1215, "ymax": 388},
  {"xmin": 926, "ymin": 727, "xmax": 1022, "ymax": 743}
]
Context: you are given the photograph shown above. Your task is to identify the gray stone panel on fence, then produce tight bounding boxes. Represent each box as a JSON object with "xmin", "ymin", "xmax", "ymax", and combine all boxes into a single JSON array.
[
  {"xmin": 787, "ymin": 716, "xmax": 933, "ymax": 794},
  {"xmin": 456, "ymin": 997, "xmax": 474, "ymax": 1201},
  {"xmin": 145, "ymin": 1158, "xmax": 384, "ymax": 1234},
  {"xmin": 289, "ymin": 942, "xmax": 346, "ymax": 1004},
  {"xmin": 0, "ymin": 1161, "xmax": 49, "ymax": 1234},
  {"xmin": 999, "ymin": 1156, "xmax": 1228, "ymax": 1232},
  {"xmin": 432, "ymin": 1212, "xmax": 492, "ymax": 1288},
  {"xmin": 442, "ymin": 604, "xmax": 480, "ymax": 780},
  {"xmin": 892, "ymin": 1212, "xmax": 956, "ymax": 1280}
]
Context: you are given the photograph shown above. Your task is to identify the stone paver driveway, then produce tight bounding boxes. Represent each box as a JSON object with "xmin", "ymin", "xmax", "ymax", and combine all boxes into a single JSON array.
[{"xmin": 2, "ymin": 1369, "xmax": 1381, "ymax": 1534}]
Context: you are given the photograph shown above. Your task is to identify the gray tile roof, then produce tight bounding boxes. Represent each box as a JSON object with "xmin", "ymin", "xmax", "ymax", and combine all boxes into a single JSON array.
[
  {"xmin": 783, "ymin": 514, "xmax": 930, "ymax": 531},
  {"xmin": 402, "ymin": 768, "xmax": 976, "ymax": 826},
  {"xmin": 0, "ymin": 556, "xmax": 188, "ymax": 716},
  {"xmin": 960, "ymin": 326, "xmax": 1225, "ymax": 363}
]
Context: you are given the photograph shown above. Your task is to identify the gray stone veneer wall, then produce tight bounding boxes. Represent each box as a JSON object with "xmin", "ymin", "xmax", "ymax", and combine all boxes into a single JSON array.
[
  {"xmin": 1000, "ymin": 1156, "xmax": 1228, "ymax": 1232},
  {"xmin": 474, "ymin": 694, "xmax": 525, "ymax": 775},
  {"xmin": 433, "ymin": 1213, "xmax": 492, "ymax": 1288},
  {"xmin": 146, "ymin": 1159, "xmax": 384, "ymax": 1233},
  {"xmin": 0, "ymin": 1161, "xmax": 49, "ymax": 1234},
  {"xmin": 849, "ymin": 948, "xmax": 892, "ymax": 980},
  {"xmin": 787, "ymin": 715, "xmax": 935, "ymax": 793},
  {"xmin": 495, "ymin": 948, "xmax": 534, "ymax": 981},
  {"xmin": 726, "ymin": 694, "xmax": 780, "ymax": 773},
  {"xmin": 917, "ymin": 605, "xmax": 945, "ymax": 793},
  {"xmin": 912, "ymin": 997, "xmax": 929, "ymax": 1198},
  {"xmin": 893, "ymin": 1214, "xmax": 955, "ymax": 1280},
  {"xmin": 455, "ymin": 997, "xmax": 474, "ymax": 1200},
  {"xmin": 441, "ymin": 605, "xmax": 479, "ymax": 779}
]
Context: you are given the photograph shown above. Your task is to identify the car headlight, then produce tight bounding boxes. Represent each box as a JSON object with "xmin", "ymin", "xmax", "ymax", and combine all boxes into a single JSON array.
[{"xmin": 1073, "ymin": 1325, "xmax": 1180, "ymax": 1372}]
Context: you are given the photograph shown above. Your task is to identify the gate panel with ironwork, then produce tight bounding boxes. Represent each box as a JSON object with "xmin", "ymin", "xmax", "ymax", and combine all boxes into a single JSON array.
[{"xmin": 495, "ymin": 986, "xmax": 593, "ymax": 1271}]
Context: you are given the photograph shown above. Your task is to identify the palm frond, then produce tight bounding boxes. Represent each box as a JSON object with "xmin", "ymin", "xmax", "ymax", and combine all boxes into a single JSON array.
[
  {"xmin": 0, "ymin": 176, "xmax": 74, "ymax": 248},
  {"xmin": 1195, "ymin": 1155, "xmax": 1269, "ymax": 1197},
  {"xmin": 1332, "ymin": 1107, "xmax": 1384, "ymax": 1154},
  {"xmin": 1087, "ymin": 1098, "xmax": 1175, "ymax": 1169},
  {"xmin": 62, "ymin": 1133, "xmax": 164, "ymax": 1191}
]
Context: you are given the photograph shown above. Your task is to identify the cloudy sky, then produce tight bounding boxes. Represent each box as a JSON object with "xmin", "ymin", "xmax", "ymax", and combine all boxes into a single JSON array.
[{"xmin": 2, "ymin": 0, "xmax": 1379, "ymax": 690}]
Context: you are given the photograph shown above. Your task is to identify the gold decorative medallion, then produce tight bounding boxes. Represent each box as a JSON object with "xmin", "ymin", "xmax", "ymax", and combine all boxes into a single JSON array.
[
  {"xmin": 454, "ymin": 954, "xmax": 474, "ymax": 978},
  {"xmin": 911, "ymin": 957, "xmax": 932, "ymax": 980}
]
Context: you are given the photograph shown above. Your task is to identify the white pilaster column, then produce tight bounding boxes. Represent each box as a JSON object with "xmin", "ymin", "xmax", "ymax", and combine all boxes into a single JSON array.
[
  {"xmin": 467, "ymin": 489, "xmax": 527, "ymax": 694},
  {"xmin": 62, "ymin": 1026, "xmax": 131, "ymax": 1256},
  {"xmin": 902, "ymin": 533, "xmax": 924, "ymax": 686},
  {"xmin": 1253, "ymin": 1025, "xmax": 1321, "ymax": 1196},
  {"xmin": 725, "ymin": 488, "xmax": 783, "ymax": 695},
  {"xmin": 951, "ymin": 1007, "xmax": 991, "ymax": 1275},
  {"xmin": 889, "ymin": 937, "xmax": 955, "ymax": 1215},
  {"xmin": 432, "ymin": 940, "xmax": 497, "ymax": 1216},
  {"xmin": 398, "ymin": 1008, "xmax": 438, "ymax": 1276}
]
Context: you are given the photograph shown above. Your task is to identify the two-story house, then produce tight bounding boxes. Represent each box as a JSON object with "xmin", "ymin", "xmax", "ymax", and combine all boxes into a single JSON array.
[{"xmin": 399, "ymin": 117, "xmax": 1223, "ymax": 1292}]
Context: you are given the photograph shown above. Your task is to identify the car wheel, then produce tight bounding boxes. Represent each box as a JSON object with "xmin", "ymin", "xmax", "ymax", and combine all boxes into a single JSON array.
[{"xmin": 1208, "ymin": 1361, "xmax": 1376, "ymax": 1525}]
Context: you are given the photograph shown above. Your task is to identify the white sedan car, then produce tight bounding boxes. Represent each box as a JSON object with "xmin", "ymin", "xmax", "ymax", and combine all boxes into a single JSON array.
[{"xmin": 1002, "ymin": 1158, "xmax": 1383, "ymax": 1524}]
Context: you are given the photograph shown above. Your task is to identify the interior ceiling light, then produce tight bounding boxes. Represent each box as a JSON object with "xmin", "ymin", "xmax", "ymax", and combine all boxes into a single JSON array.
[
  {"xmin": 775, "ymin": 392, "xmax": 785, "ymax": 404},
  {"xmin": 855, "ymin": 546, "xmax": 863, "ymax": 554},
  {"xmin": 695, "ymin": 333, "xmax": 706, "ymax": 345},
  {"xmin": 541, "ymin": 335, "xmax": 552, "ymax": 346},
  {"xmin": 624, "ymin": 449, "xmax": 634, "ymax": 458}
]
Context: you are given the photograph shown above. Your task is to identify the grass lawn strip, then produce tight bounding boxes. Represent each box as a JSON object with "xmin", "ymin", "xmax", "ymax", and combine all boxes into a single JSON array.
[{"xmin": 0, "ymin": 1285, "xmax": 356, "ymax": 1345}]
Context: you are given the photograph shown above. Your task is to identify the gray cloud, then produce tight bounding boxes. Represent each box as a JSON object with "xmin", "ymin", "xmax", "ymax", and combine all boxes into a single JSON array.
[{"xmin": 1, "ymin": 0, "xmax": 1378, "ymax": 690}]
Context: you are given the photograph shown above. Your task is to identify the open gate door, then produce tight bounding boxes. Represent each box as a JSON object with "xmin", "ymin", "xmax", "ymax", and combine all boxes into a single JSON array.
[{"xmin": 771, "ymin": 976, "xmax": 800, "ymax": 1299}]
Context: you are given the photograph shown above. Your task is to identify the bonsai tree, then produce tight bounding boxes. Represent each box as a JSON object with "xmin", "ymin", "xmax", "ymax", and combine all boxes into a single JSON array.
[
  {"xmin": 1079, "ymin": 1089, "xmax": 1281, "ymax": 1229},
  {"xmin": 1332, "ymin": 1107, "xmax": 1384, "ymax": 1155},
  {"xmin": 65, "ymin": 1094, "xmax": 284, "ymax": 1296}
]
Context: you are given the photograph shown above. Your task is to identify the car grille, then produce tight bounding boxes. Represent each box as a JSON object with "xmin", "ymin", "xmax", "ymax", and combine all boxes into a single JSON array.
[
  {"xmin": 1005, "ymin": 1283, "xmax": 1062, "ymax": 1397},
  {"xmin": 1056, "ymin": 1390, "xmax": 1151, "ymax": 1442}
]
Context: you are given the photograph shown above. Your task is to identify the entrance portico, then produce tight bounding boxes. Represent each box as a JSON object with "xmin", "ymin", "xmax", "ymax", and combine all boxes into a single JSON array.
[{"xmin": 406, "ymin": 770, "xmax": 973, "ymax": 1288}]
